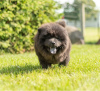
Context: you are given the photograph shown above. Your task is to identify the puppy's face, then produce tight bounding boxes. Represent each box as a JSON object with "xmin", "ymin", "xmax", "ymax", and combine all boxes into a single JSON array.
[
  {"xmin": 43, "ymin": 34, "xmax": 63, "ymax": 54},
  {"xmin": 37, "ymin": 22, "xmax": 67, "ymax": 55}
]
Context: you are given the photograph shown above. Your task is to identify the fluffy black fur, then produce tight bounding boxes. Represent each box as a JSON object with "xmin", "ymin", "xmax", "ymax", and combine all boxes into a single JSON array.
[{"xmin": 34, "ymin": 21, "xmax": 71, "ymax": 68}]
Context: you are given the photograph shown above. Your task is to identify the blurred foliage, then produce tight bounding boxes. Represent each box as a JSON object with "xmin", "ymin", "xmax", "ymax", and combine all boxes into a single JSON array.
[
  {"xmin": 0, "ymin": 0, "xmax": 61, "ymax": 53},
  {"xmin": 64, "ymin": 0, "xmax": 98, "ymax": 20},
  {"xmin": 73, "ymin": 0, "xmax": 98, "ymax": 20},
  {"xmin": 64, "ymin": 3, "xmax": 79, "ymax": 20}
]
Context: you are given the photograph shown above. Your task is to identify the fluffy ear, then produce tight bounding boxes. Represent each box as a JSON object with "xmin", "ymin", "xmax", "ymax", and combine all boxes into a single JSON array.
[
  {"xmin": 38, "ymin": 28, "xmax": 42, "ymax": 33},
  {"xmin": 56, "ymin": 20, "xmax": 66, "ymax": 27}
]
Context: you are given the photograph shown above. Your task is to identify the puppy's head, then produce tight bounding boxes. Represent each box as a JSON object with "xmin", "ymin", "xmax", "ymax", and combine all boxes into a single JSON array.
[{"xmin": 37, "ymin": 20, "xmax": 67, "ymax": 54}]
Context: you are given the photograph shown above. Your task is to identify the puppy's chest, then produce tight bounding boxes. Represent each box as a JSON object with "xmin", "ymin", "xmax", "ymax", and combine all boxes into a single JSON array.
[{"xmin": 47, "ymin": 55, "xmax": 61, "ymax": 64}]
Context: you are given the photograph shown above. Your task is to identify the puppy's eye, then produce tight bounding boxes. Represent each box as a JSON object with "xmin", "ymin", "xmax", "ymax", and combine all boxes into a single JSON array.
[
  {"xmin": 47, "ymin": 35, "xmax": 51, "ymax": 38},
  {"xmin": 57, "ymin": 37, "xmax": 64, "ymax": 41},
  {"xmin": 44, "ymin": 33, "xmax": 52, "ymax": 38},
  {"xmin": 42, "ymin": 34, "xmax": 51, "ymax": 39},
  {"xmin": 43, "ymin": 34, "xmax": 47, "ymax": 37},
  {"xmin": 57, "ymin": 37, "xmax": 61, "ymax": 40}
]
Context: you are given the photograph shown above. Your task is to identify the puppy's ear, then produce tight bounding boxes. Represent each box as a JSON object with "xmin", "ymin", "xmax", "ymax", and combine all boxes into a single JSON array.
[
  {"xmin": 56, "ymin": 20, "xmax": 66, "ymax": 27},
  {"xmin": 38, "ymin": 28, "xmax": 42, "ymax": 34}
]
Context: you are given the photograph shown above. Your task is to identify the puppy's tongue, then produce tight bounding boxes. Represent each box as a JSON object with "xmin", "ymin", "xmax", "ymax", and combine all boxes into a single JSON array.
[{"xmin": 50, "ymin": 47, "xmax": 57, "ymax": 54}]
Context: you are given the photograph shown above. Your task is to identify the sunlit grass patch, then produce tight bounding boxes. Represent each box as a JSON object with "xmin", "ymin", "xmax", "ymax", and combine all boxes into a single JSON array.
[
  {"xmin": 0, "ymin": 28, "xmax": 100, "ymax": 90},
  {"xmin": 0, "ymin": 45, "xmax": 100, "ymax": 90}
]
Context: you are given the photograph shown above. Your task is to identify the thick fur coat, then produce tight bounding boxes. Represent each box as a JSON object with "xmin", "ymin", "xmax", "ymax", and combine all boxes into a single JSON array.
[{"xmin": 34, "ymin": 21, "xmax": 71, "ymax": 68}]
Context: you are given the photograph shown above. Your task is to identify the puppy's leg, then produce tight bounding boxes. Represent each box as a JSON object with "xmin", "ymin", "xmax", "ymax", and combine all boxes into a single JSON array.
[
  {"xmin": 39, "ymin": 59, "xmax": 51, "ymax": 69},
  {"xmin": 59, "ymin": 56, "xmax": 70, "ymax": 66}
]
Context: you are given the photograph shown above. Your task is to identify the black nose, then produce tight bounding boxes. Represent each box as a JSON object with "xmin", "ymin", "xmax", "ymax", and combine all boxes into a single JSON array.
[{"xmin": 52, "ymin": 42, "xmax": 55, "ymax": 45}]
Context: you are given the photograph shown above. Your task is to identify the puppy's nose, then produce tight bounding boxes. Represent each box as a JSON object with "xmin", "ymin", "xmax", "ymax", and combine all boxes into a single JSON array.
[{"xmin": 52, "ymin": 42, "xmax": 55, "ymax": 45}]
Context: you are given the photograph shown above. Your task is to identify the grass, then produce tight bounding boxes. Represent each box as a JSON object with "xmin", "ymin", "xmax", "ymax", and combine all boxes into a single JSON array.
[
  {"xmin": 84, "ymin": 27, "xmax": 99, "ymax": 44},
  {"xmin": 0, "ymin": 28, "xmax": 100, "ymax": 90}
]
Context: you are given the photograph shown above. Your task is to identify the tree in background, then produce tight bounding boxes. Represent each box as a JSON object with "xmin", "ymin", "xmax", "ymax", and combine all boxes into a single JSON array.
[
  {"xmin": 73, "ymin": 0, "xmax": 98, "ymax": 20},
  {"xmin": 64, "ymin": 0, "xmax": 98, "ymax": 20}
]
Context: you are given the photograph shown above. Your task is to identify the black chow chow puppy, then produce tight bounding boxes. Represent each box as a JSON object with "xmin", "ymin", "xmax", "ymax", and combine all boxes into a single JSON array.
[{"xmin": 34, "ymin": 20, "xmax": 71, "ymax": 68}]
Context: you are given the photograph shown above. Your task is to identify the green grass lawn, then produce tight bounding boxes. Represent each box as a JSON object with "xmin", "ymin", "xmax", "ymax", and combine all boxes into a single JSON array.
[
  {"xmin": 0, "ymin": 28, "xmax": 100, "ymax": 90},
  {"xmin": 84, "ymin": 27, "xmax": 99, "ymax": 44}
]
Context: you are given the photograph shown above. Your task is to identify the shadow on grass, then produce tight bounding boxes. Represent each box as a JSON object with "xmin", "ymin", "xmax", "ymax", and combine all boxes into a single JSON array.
[
  {"xmin": 0, "ymin": 64, "xmax": 42, "ymax": 75},
  {"xmin": 85, "ymin": 41, "xmax": 96, "ymax": 45}
]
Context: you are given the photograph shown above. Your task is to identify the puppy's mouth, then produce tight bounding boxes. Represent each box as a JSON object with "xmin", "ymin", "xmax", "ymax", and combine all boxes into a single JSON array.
[
  {"xmin": 44, "ymin": 45, "xmax": 63, "ymax": 54},
  {"xmin": 50, "ymin": 47, "xmax": 57, "ymax": 54},
  {"xmin": 46, "ymin": 46, "xmax": 62, "ymax": 54}
]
